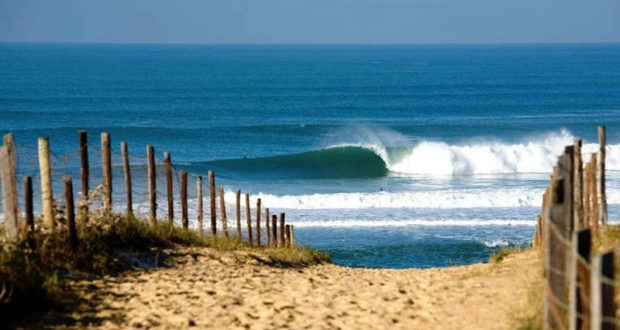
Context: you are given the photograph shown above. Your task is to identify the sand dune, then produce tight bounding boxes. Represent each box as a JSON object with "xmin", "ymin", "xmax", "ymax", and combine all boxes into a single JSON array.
[{"xmin": 27, "ymin": 248, "xmax": 539, "ymax": 329}]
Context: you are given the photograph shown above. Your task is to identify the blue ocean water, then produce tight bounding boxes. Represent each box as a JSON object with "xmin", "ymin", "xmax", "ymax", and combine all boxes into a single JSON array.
[{"xmin": 1, "ymin": 43, "xmax": 620, "ymax": 268}]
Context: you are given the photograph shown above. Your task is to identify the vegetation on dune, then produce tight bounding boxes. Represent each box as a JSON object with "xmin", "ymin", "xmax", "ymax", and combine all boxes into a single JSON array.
[{"xmin": 0, "ymin": 210, "xmax": 329, "ymax": 320}]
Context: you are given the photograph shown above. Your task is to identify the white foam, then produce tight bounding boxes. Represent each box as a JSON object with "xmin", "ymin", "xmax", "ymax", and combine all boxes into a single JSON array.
[{"xmin": 334, "ymin": 129, "xmax": 620, "ymax": 175}]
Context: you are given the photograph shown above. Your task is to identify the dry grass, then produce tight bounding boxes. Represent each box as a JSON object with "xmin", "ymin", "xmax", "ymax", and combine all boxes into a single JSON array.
[{"xmin": 0, "ymin": 211, "xmax": 328, "ymax": 320}]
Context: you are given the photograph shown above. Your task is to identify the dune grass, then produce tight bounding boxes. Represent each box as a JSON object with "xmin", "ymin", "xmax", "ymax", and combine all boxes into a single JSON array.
[{"xmin": 0, "ymin": 211, "xmax": 328, "ymax": 320}]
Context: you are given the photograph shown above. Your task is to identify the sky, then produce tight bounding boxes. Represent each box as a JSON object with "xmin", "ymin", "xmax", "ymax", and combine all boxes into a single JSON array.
[{"xmin": 0, "ymin": 0, "xmax": 619, "ymax": 44}]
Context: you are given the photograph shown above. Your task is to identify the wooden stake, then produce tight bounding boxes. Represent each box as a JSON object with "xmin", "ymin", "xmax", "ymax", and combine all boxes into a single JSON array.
[
  {"xmin": 38, "ymin": 137, "xmax": 54, "ymax": 228},
  {"xmin": 2, "ymin": 134, "xmax": 19, "ymax": 223},
  {"xmin": 24, "ymin": 176, "xmax": 34, "ymax": 248},
  {"xmin": 121, "ymin": 142, "xmax": 133, "ymax": 218},
  {"xmin": 265, "ymin": 208, "xmax": 270, "ymax": 247},
  {"xmin": 180, "ymin": 171, "xmax": 188, "ymax": 229},
  {"xmin": 573, "ymin": 139, "xmax": 583, "ymax": 230},
  {"xmin": 256, "ymin": 198, "xmax": 261, "ymax": 246},
  {"xmin": 597, "ymin": 126, "xmax": 607, "ymax": 225},
  {"xmin": 591, "ymin": 251, "xmax": 615, "ymax": 330},
  {"xmin": 147, "ymin": 145, "xmax": 156, "ymax": 224},
  {"xmin": 285, "ymin": 225, "xmax": 291, "ymax": 247},
  {"xmin": 584, "ymin": 161, "xmax": 592, "ymax": 229},
  {"xmin": 79, "ymin": 130, "xmax": 89, "ymax": 221},
  {"xmin": 272, "ymin": 215, "xmax": 277, "ymax": 248},
  {"xmin": 0, "ymin": 145, "xmax": 18, "ymax": 241},
  {"xmin": 236, "ymin": 188, "xmax": 241, "ymax": 238},
  {"xmin": 569, "ymin": 229, "xmax": 591, "ymax": 330},
  {"xmin": 101, "ymin": 132, "xmax": 112, "ymax": 213},
  {"xmin": 279, "ymin": 213, "xmax": 286, "ymax": 248},
  {"xmin": 197, "ymin": 176, "xmax": 203, "ymax": 237},
  {"xmin": 219, "ymin": 186, "xmax": 228, "ymax": 236},
  {"xmin": 64, "ymin": 177, "xmax": 78, "ymax": 249},
  {"xmin": 591, "ymin": 154, "xmax": 599, "ymax": 232},
  {"xmin": 208, "ymin": 171, "xmax": 216, "ymax": 235},
  {"xmin": 290, "ymin": 225, "xmax": 295, "ymax": 247},
  {"xmin": 164, "ymin": 152, "xmax": 174, "ymax": 225},
  {"xmin": 246, "ymin": 193, "xmax": 252, "ymax": 245}
]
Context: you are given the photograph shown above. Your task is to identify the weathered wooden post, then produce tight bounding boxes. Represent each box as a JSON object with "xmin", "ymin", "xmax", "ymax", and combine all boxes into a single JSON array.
[
  {"xmin": 272, "ymin": 215, "xmax": 278, "ymax": 248},
  {"xmin": 285, "ymin": 225, "xmax": 291, "ymax": 247},
  {"xmin": 591, "ymin": 154, "xmax": 599, "ymax": 232},
  {"xmin": 256, "ymin": 198, "xmax": 261, "ymax": 246},
  {"xmin": 597, "ymin": 126, "xmax": 607, "ymax": 225},
  {"xmin": 180, "ymin": 171, "xmax": 188, "ymax": 229},
  {"xmin": 290, "ymin": 225, "xmax": 295, "ymax": 247},
  {"xmin": 197, "ymin": 176, "xmax": 203, "ymax": 237},
  {"xmin": 24, "ymin": 176, "xmax": 34, "ymax": 248},
  {"xmin": 219, "ymin": 186, "xmax": 228, "ymax": 236},
  {"xmin": 64, "ymin": 177, "xmax": 78, "ymax": 249},
  {"xmin": 279, "ymin": 213, "xmax": 286, "ymax": 248},
  {"xmin": 544, "ymin": 147, "xmax": 574, "ymax": 330},
  {"xmin": 591, "ymin": 251, "xmax": 615, "ymax": 330},
  {"xmin": 164, "ymin": 152, "xmax": 174, "ymax": 225},
  {"xmin": 79, "ymin": 130, "xmax": 89, "ymax": 220},
  {"xmin": 0, "ymin": 144, "xmax": 18, "ymax": 241},
  {"xmin": 209, "ymin": 171, "xmax": 216, "ymax": 235},
  {"xmin": 147, "ymin": 145, "xmax": 157, "ymax": 224},
  {"xmin": 573, "ymin": 139, "xmax": 583, "ymax": 229},
  {"xmin": 569, "ymin": 229, "xmax": 591, "ymax": 330},
  {"xmin": 121, "ymin": 142, "xmax": 133, "ymax": 218},
  {"xmin": 236, "ymin": 188, "xmax": 241, "ymax": 238},
  {"xmin": 38, "ymin": 137, "xmax": 54, "ymax": 228},
  {"xmin": 265, "ymin": 208, "xmax": 271, "ymax": 247},
  {"xmin": 101, "ymin": 132, "xmax": 112, "ymax": 213},
  {"xmin": 245, "ymin": 193, "xmax": 253, "ymax": 245},
  {"xmin": 584, "ymin": 161, "xmax": 592, "ymax": 229}
]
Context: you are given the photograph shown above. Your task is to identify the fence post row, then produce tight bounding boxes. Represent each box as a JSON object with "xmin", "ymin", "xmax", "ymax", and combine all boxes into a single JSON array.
[
  {"xmin": 537, "ymin": 127, "xmax": 616, "ymax": 330},
  {"xmin": 1, "ymin": 131, "xmax": 303, "ymax": 261}
]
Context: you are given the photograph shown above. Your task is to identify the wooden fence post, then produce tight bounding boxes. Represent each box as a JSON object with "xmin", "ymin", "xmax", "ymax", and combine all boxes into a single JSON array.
[
  {"xmin": 265, "ymin": 208, "xmax": 270, "ymax": 247},
  {"xmin": 121, "ymin": 142, "xmax": 133, "ymax": 218},
  {"xmin": 569, "ymin": 229, "xmax": 591, "ymax": 330},
  {"xmin": 209, "ymin": 171, "xmax": 216, "ymax": 235},
  {"xmin": 79, "ymin": 130, "xmax": 89, "ymax": 221},
  {"xmin": 272, "ymin": 215, "xmax": 277, "ymax": 248},
  {"xmin": 24, "ymin": 176, "xmax": 34, "ymax": 248},
  {"xmin": 584, "ymin": 161, "xmax": 592, "ymax": 229},
  {"xmin": 236, "ymin": 188, "xmax": 241, "ymax": 238},
  {"xmin": 256, "ymin": 198, "xmax": 261, "ymax": 246},
  {"xmin": 290, "ymin": 225, "xmax": 295, "ymax": 247},
  {"xmin": 591, "ymin": 154, "xmax": 599, "ymax": 232},
  {"xmin": 219, "ymin": 186, "xmax": 228, "ymax": 236},
  {"xmin": 147, "ymin": 145, "xmax": 157, "ymax": 224},
  {"xmin": 285, "ymin": 225, "xmax": 291, "ymax": 246},
  {"xmin": 573, "ymin": 139, "xmax": 583, "ymax": 230},
  {"xmin": 101, "ymin": 132, "xmax": 112, "ymax": 213},
  {"xmin": 544, "ymin": 147, "xmax": 574, "ymax": 330},
  {"xmin": 2, "ymin": 134, "xmax": 19, "ymax": 230},
  {"xmin": 597, "ymin": 126, "xmax": 607, "ymax": 225},
  {"xmin": 38, "ymin": 137, "xmax": 54, "ymax": 228},
  {"xmin": 197, "ymin": 176, "xmax": 203, "ymax": 237},
  {"xmin": 591, "ymin": 251, "xmax": 615, "ymax": 330},
  {"xmin": 64, "ymin": 177, "xmax": 78, "ymax": 249},
  {"xmin": 180, "ymin": 171, "xmax": 188, "ymax": 229},
  {"xmin": 0, "ymin": 144, "xmax": 18, "ymax": 242},
  {"xmin": 164, "ymin": 152, "xmax": 173, "ymax": 225},
  {"xmin": 245, "ymin": 193, "xmax": 252, "ymax": 245},
  {"xmin": 279, "ymin": 213, "xmax": 286, "ymax": 248}
]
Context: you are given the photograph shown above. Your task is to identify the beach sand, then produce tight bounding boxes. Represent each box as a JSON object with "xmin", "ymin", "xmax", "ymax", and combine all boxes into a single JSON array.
[{"xmin": 27, "ymin": 247, "xmax": 540, "ymax": 329}]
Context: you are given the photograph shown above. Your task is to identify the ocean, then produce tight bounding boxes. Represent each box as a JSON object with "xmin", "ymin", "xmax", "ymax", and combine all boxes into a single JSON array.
[{"xmin": 1, "ymin": 43, "xmax": 619, "ymax": 268}]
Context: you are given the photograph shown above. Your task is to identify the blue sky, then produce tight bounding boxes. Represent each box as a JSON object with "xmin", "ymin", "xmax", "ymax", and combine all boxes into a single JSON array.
[{"xmin": 0, "ymin": 0, "xmax": 618, "ymax": 44}]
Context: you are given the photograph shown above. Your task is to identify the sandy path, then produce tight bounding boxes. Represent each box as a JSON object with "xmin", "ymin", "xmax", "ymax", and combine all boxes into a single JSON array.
[{"xmin": 28, "ymin": 248, "xmax": 540, "ymax": 329}]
